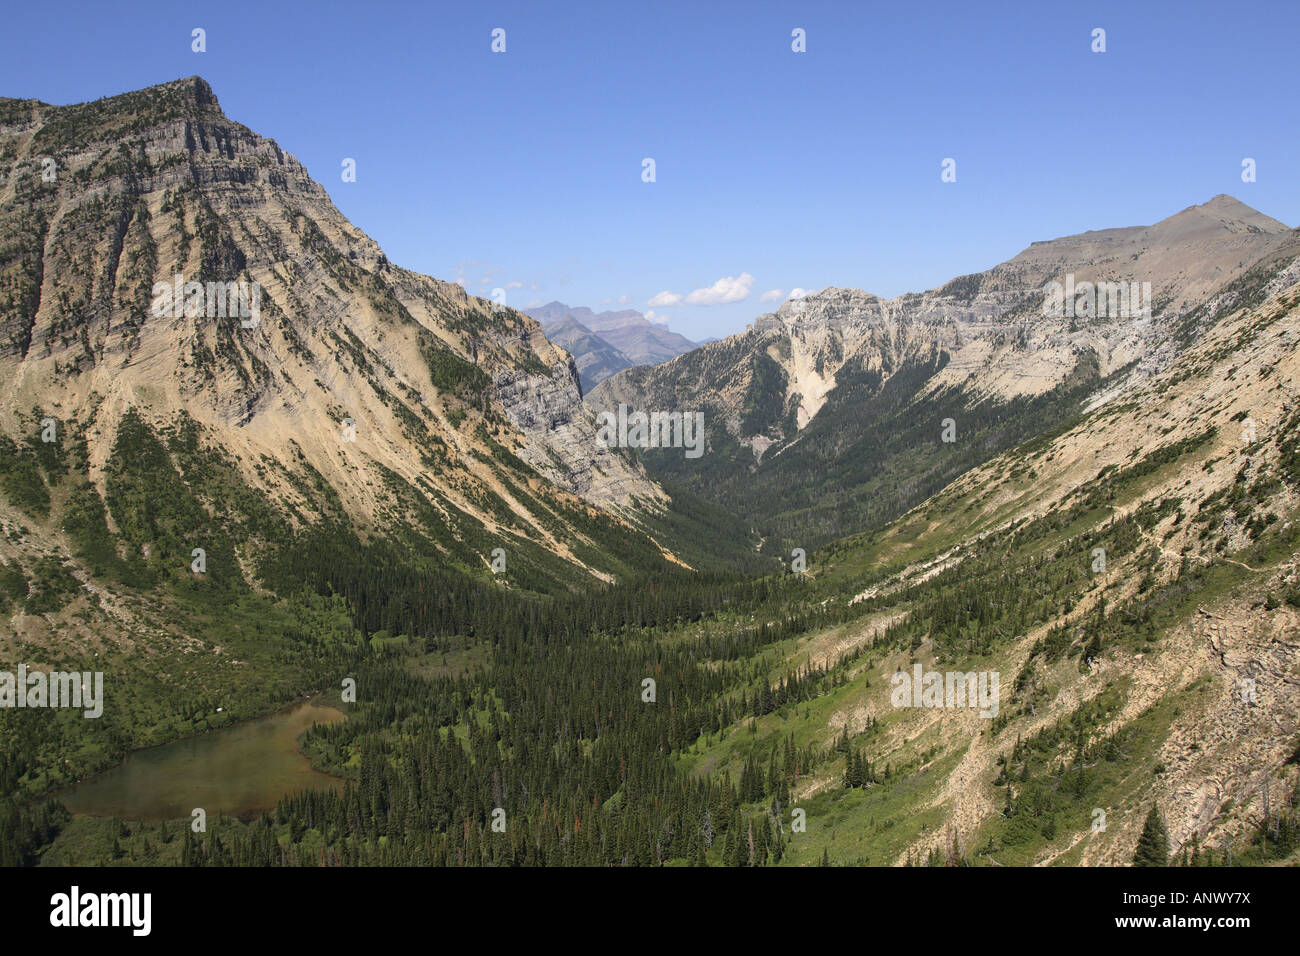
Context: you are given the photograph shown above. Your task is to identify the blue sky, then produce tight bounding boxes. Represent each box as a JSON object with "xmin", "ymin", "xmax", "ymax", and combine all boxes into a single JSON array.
[{"xmin": 2, "ymin": 0, "xmax": 1296, "ymax": 340}]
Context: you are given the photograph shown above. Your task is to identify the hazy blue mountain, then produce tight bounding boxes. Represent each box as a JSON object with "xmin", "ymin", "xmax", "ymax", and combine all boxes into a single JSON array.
[{"xmin": 527, "ymin": 302, "xmax": 697, "ymax": 387}]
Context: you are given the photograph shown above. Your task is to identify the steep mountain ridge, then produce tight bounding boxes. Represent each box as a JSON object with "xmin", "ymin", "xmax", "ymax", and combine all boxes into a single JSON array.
[
  {"xmin": 777, "ymin": 245, "xmax": 1300, "ymax": 865},
  {"xmin": 590, "ymin": 198, "xmax": 1299, "ymax": 552},
  {"xmin": 0, "ymin": 77, "xmax": 674, "ymax": 583}
]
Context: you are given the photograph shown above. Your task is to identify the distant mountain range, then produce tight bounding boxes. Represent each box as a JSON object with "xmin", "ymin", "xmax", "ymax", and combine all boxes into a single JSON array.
[
  {"xmin": 589, "ymin": 194, "xmax": 1299, "ymax": 551},
  {"xmin": 524, "ymin": 302, "xmax": 696, "ymax": 392}
]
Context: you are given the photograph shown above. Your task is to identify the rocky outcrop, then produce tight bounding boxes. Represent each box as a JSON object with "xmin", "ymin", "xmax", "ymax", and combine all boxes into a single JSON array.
[{"xmin": 492, "ymin": 348, "xmax": 665, "ymax": 509}]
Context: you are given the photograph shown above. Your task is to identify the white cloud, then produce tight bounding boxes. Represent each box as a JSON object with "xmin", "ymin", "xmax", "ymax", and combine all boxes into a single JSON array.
[
  {"xmin": 617, "ymin": 295, "xmax": 630, "ymax": 304},
  {"xmin": 649, "ymin": 290, "xmax": 684, "ymax": 307},
  {"xmin": 759, "ymin": 289, "xmax": 784, "ymax": 303},
  {"xmin": 645, "ymin": 310, "xmax": 670, "ymax": 325},
  {"xmin": 790, "ymin": 287, "xmax": 809, "ymax": 299},
  {"xmin": 504, "ymin": 280, "xmax": 524, "ymax": 290},
  {"xmin": 685, "ymin": 272, "xmax": 754, "ymax": 306}
]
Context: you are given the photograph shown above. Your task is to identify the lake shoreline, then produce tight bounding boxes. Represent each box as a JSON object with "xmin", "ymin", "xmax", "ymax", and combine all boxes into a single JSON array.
[{"xmin": 52, "ymin": 694, "xmax": 349, "ymax": 823}]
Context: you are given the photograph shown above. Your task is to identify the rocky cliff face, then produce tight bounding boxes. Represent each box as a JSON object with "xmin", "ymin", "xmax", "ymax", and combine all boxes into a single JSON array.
[
  {"xmin": 530, "ymin": 313, "xmax": 636, "ymax": 393},
  {"xmin": 489, "ymin": 338, "xmax": 659, "ymax": 506},
  {"xmin": 0, "ymin": 77, "xmax": 665, "ymax": 578}
]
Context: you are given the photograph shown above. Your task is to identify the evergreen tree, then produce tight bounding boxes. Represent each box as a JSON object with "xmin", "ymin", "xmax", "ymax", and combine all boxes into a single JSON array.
[{"xmin": 1132, "ymin": 805, "xmax": 1170, "ymax": 867}]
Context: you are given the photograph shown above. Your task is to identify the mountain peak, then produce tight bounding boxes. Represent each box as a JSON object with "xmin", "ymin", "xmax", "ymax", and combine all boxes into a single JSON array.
[
  {"xmin": 153, "ymin": 75, "xmax": 219, "ymax": 107},
  {"xmin": 1157, "ymin": 193, "xmax": 1290, "ymax": 235},
  {"xmin": 0, "ymin": 77, "xmax": 227, "ymax": 143},
  {"xmin": 37, "ymin": 75, "xmax": 225, "ymax": 128}
]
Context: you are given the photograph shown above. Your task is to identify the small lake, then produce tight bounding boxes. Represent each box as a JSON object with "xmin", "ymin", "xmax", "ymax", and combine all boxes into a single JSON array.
[{"xmin": 58, "ymin": 699, "xmax": 347, "ymax": 821}]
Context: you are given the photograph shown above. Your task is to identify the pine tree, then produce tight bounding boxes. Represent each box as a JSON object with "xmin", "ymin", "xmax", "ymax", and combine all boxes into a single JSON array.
[
  {"xmin": 1132, "ymin": 805, "xmax": 1170, "ymax": 867},
  {"xmin": 727, "ymin": 811, "xmax": 745, "ymax": 867}
]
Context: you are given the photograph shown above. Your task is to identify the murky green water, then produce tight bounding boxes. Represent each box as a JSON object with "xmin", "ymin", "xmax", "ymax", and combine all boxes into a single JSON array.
[{"xmin": 58, "ymin": 699, "xmax": 346, "ymax": 821}]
